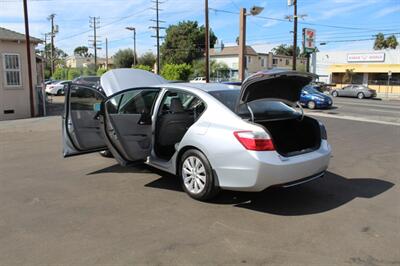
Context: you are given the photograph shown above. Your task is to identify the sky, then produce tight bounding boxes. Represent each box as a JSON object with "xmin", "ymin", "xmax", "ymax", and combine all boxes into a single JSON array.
[{"xmin": 1, "ymin": 0, "xmax": 399, "ymax": 58}]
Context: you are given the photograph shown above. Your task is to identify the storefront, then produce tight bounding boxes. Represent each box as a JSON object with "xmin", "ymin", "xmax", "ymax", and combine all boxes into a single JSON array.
[{"xmin": 316, "ymin": 50, "xmax": 400, "ymax": 95}]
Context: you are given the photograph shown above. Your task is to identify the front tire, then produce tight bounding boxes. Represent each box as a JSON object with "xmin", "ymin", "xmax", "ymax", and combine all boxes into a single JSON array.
[
  {"xmin": 357, "ymin": 92, "xmax": 365, "ymax": 99},
  {"xmin": 307, "ymin": 101, "xmax": 316, "ymax": 109},
  {"xmin": 332, "ymin": 91, "xmax": 338, "ymax": 97},
  {"xmin": 179, "ymin": 149, "xmax": 219, "ymax": 201}
]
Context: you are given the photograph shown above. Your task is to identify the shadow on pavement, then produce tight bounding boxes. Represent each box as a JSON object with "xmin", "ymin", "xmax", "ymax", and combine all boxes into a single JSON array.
[
  {"xmin": 86, "ymin": 163, "xmax": 394, "ymax": 215},
  {"xmin": 145, "ymin": 171, "xmax": 394, "ymax": 216}
]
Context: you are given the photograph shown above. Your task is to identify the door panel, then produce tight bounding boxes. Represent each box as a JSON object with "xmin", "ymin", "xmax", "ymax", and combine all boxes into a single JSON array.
[
  {"xmin": 63, "ymin": 84, "xmax": 107, "ymax": 157},
  {"xmin": 103, "ymin": 89, "xmax": 159, "ymax": 163}
]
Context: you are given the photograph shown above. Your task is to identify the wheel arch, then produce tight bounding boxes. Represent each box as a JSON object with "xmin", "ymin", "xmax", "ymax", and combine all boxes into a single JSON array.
[{"xmin": 175, "ymin": 144, "xmax": 220, "ymax": 189}]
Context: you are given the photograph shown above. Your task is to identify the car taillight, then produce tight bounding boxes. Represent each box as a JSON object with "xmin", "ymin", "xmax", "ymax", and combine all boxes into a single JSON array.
[
  {"xmin": 233, "ymin": 130, "xmax": 275, "ymax": 151},
  {"xmin": 319, "ymin": 123, "xmax": 327, "ymax": 140}
]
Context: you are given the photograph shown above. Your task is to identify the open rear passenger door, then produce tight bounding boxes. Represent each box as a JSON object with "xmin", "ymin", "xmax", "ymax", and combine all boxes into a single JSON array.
[{"xmin": 62, "ymin": 84, "xmax": 107, "ymax": 157}]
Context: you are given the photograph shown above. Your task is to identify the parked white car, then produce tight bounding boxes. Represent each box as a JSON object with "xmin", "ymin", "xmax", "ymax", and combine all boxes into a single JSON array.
[
  {"xmin": 190, "ymin": 77, "xmax": 206, "ymax": 83},
  {"xmin": 45, "ymin": 80, "xmax": 71, "ymax": 95}
]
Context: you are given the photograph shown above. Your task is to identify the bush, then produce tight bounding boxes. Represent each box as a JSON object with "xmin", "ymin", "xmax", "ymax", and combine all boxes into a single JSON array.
[
  {"xmin": 82, "ymin": 66, "xmax": 96, "ymax": 76},
  {"xmin": 52, "ymin": 67, "xmax": 68, "ymax": 80},
  {"xmin": 161, "ymin": 63, "xmax": 192, "ymax": 81},
  {"xmin": 133, "ymin": 64, "xmax": 153, "ymax": 72},
  {"xmin": 97, "ymin": 68, "xmax": 108, "ymax": 76},
  {"xmin": 67, "ymin": 68, "xmax": 82, "ymax": 80}
]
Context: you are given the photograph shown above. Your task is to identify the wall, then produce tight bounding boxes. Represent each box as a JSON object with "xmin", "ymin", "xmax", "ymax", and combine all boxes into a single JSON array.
[{"xmin": 0, "ymin": 40, "xmax": 38, "ymax": 120}]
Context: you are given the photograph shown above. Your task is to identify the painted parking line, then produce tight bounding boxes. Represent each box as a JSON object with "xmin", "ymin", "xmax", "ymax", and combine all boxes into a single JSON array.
[{"xmin": 307, "ymin": 112, "xmax": 400, "ymax": 126}]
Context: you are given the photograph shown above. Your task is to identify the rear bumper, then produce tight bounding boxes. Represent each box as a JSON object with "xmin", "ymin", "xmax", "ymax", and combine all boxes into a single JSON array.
[{"xmin": 215, "ymin": 140, "xmax": 331, "ymax": 192}]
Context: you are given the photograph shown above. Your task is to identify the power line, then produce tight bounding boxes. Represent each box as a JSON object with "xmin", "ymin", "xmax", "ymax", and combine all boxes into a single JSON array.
[{"xmin": 209, "ymin": 7, "xmax": 399, "ymax": 32}]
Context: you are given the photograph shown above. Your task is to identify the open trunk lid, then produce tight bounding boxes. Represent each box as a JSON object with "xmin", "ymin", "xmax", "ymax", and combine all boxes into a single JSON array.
[{"xmin": 236, "ymin": 69, "xmax": 317, "ymax": 111}]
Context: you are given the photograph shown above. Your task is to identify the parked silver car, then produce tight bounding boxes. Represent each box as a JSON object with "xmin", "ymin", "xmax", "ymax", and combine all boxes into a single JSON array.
[
  {"xmin": 62, "ymin": 69, "xmax": 331, "ymax": 201},
  {"xmin": 331, "ymin": 85, "xmax": 377, "ymax": 99}
]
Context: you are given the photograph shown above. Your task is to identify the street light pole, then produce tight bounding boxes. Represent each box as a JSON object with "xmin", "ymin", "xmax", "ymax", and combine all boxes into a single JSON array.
[
  {"xmin": 126, "ymin": 27, "xmax": 136, "ymax": 66},
  {"xmin": 238, "ymin": 8, "xmax": 246, "ymax": 82},
  {"xmin": 292, "ymin": 0, "xmax": 297, "ymax": 70},
  {"xmin": 205, "ymin": 0, "xmax": 209, "ymax": 83},
  {"xmin": 238, "ymin": 6, "xmax": 264, "ymax": 82}
]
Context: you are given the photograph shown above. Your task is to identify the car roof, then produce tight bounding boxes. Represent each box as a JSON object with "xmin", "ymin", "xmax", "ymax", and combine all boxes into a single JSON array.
[{"xmin": 163, "ymin": 82, "xmax": 240, "ymax": 92}]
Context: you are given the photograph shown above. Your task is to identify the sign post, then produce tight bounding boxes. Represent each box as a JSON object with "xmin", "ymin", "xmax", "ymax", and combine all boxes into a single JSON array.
[{"xmin": 302, "ymin": 28, "xmax": 316, "ymax": 72}]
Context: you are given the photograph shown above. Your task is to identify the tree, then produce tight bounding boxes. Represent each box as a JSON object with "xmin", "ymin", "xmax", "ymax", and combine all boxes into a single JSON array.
[
  {"xmin": 52, "ymin": 67, "xmax": 68, "ymax": 80},
  {"xmin": 374, "ymin": 33, "xmax": 386, "ymax": 50},
  {"xmin": 161, "ymin": 63, "xmax": 192, "ymax": 81},
  {"xmin": 133, "ymin": 64, "xmax": 153, "ymax": 72},
  {"xmin": 138, "ymin": 52, "xmax": 156, "ymax": 68},
  {"xmin": 114, "ymin": 49, "xmax": 135, "ymax": 68},
  {"xmin": 373, "ymin": 33, "xmax": 398, "ymax": 50},
  {"xmin": 272, "ymin": 44, "xmax": 301, "ymax": 57},
  {"xmin": 74, "ymin": 46, "xmax": 91, "ymax": 57},
  {"xmin": 161, "ymin": 20, "xmax": 217, "ymax": 65},
  {"xmin": 385, "ymin": 35, "xmax": 398, "ymax": 49},
  {"xmin": 211, "ymin": 61, "xmax": 230, "ymax": 80},
  {"xmin": 191, "ymin": 59, "xmax": 230, "ymax": 80}
]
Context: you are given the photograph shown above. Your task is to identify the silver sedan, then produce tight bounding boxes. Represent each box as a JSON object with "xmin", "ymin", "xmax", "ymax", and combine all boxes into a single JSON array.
[
  {"xmin": 62, "ymin": 69, "xmax": 331, "ymax": 201},
  {"xmin": 331, "ymin": 84, "xmax": 377, "ymax": 99}
]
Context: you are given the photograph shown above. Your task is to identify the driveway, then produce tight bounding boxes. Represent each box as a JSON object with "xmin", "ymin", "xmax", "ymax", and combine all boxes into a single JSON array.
[{"xmin": 0, "ymin": 116, "xmax": 398, "ymax": 265}]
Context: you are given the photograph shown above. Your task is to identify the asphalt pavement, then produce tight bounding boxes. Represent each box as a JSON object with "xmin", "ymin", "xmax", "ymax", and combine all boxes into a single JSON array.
[
  {"xmin": 0, "ymin": 101, "xmax": 399, "ymax": 265},
  {"xmin": 305, "ymin": 96, "xmax": 400, "ymax": 125}
]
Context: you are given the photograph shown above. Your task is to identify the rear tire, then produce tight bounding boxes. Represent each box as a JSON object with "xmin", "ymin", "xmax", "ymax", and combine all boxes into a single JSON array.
[
  {"xmin": 357, "ymin": 92, "xmax": 365, "ymax": 99},
  {"xmin": 179, "ymin": 149, "xmax": 219, "ymax": 201},
  {"xmin": 332, "ymin": 91, "xmax": 338, "ymax": 97},
  {"xmin": 307, "ymin": 101, "xmax": 316, "ymax": 109}
]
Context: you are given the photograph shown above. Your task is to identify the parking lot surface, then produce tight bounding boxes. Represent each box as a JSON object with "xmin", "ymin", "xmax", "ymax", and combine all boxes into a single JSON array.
[{"xmin": 0, "ymin": 112, "xmax": 399, "ymax": 265}]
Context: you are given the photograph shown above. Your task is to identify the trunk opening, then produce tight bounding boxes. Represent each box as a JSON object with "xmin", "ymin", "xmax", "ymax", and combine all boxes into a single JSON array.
[{"xmin": 256, "ymin": 116, "xmax": 321, "ymax": 157}]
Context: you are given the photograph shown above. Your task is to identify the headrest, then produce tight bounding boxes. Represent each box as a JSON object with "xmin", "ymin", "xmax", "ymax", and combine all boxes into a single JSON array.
[{"xmin": 170, "ymin": 98, "xmax": 184, "ymax": 113}]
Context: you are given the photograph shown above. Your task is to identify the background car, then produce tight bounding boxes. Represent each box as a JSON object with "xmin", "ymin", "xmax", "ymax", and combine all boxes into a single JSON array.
[
  {"xmin": 45, "ymin": 80, "xmax": 71, "ymax": 95},
  {"xmin": 72, "ymin": 76, "xmax": 100, "ymax": 87},
  {"xmin": 300, "ymin": 85, "xmax": 333, "ymax": 109},
  {"xmin": 331, "ymin": 85, "xmax": 377, "ymax": 99}
]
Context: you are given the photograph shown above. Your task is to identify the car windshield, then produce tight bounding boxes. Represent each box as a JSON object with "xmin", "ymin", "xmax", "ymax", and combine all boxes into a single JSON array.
[{"xmin": 209, "ymin": 89, "xmax": 299, "ymax": 120}]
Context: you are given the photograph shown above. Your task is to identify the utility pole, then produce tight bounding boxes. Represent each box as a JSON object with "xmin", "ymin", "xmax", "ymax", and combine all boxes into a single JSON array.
[
  {"xmin": 126, "ymin": 27, "xmax": 136, "ymax": 66},
  {"xmin": 238, "ymin": 6, "xmax": 263, "ymax": 82},
  {"xmin": 23, "ymin": 0, "xmax": 34, "ymax": 117},
  {"xmin": 89, "ymin": 17, "xmax": 101, "ymax": 70},
  {"xmin": 105, "ymin": 38, "xmax": 108, "ymax": 70},
  {"xmin": 150, "ymin": 0, "xmax": 165, "ymax": 74},
  {"xmin": 47, "ymin": 14, "xmax": 55, "ymax": 75},
  {"xmin": 238, "ymin": 8, "xmax": 246, "ymax": 82},
  {"xmin": 292, "ymin": 0, "xmax": 297, "ymax": 70},
  {"xmin": 205, "ymin": 0, "xmax": 209, "ymax": 83}
]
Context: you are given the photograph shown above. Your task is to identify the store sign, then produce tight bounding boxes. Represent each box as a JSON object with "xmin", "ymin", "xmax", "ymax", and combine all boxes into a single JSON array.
[
  {"xmin": 347, "ymin": 53, "xmax": 385, "ymax": 62},
  {"xmin": 303, "ymin": 28, "xmax": 316, "ymax": 53}
]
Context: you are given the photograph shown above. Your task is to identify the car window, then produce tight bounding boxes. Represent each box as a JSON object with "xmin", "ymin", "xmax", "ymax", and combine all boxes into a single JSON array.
[
  {"xmin": 107, "ymin": 89, "xmax": 159, "ymax": 115},
  {"xmin": 159, "ymin": 90, "xmax": 205, "ymax": 116},
  {"xmin": 209, "ymin": 89, "xmax": 299, "ymax": 120},
  {"xmin": 84, "ymin": 77, "xmax": 100, "ymax": 82},
  {"xmin": 343, "ymin": 86, "xmax": 352, "ymax": 90},
  {"xmin": 70, "ymin": 85, "xmax": 104, "ymax": 111}
]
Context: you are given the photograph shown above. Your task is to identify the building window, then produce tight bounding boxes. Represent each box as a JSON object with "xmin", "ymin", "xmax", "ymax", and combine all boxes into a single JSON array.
[
  {"xmin": 285, "ymin": 59, "xmax": 289, "ymax": 65},
  {"xmin": 3, "ymin": 54, "xmax": 21, "ymax": 87},
  {"xmin": 272, "ymin": 59, "xmax": 278, "ymax": 65},
  {"xmin": 260, "ymin": 58, "xmax": 265, "ymax": 67},
  {"xmin": 246, "ymin": 56, "xmax": 251, "ymax": 64}
]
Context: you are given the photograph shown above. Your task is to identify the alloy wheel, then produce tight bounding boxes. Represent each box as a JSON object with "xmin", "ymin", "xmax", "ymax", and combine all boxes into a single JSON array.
[{"xmin": 182, "ymin": 156, "xmax": 206, "ymax": 194}]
